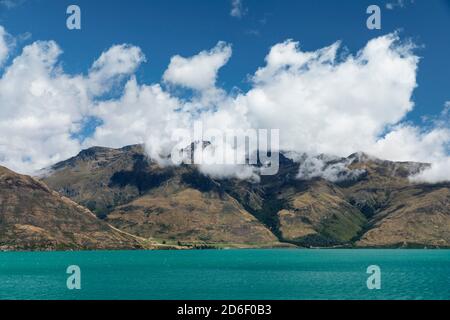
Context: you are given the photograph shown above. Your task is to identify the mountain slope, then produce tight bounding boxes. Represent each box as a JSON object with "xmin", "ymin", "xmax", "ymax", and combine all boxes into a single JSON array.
[
  {"xmin": 41, "ymin": 145, "xmax": 158, "ymax": 219},
  {"xmin": 277, "ymin": 180, "xmax": 367, "ymax": 246},
  {"xmin": 42, "ymin": 145, "xmax": 283, "ymax": 248},
  {"xmin": 107, "ymin": 187, "xmax": 279, "ymax": 247},
  {"xmin": 341, "ymin": 154, "xmax": 450, "ymax": 247},
  {"xmin": 0, "ymin": 165, "xmax": 145, "ymax": 250},
  {"xmin": 40, "ymin": 145, "xmax": 450, "ymax": 249},
  {"xmin": 356, "ymin": 184, "xmax": 450, "ymax": 247}
]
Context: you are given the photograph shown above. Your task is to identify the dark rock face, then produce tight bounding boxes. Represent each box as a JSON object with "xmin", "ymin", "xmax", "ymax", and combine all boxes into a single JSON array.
[{"xmin": 109, "ymin": 154, "xmax": 173, "ymax": 194}]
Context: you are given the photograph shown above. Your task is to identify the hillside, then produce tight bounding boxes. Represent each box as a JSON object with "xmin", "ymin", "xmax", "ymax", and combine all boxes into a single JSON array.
[
  {"xmin": 38, "ymin": 144, "xmax": 450, "ymax": 249},
  {"xmin": 0, "ymin": 165, "xmax": 146, "ymax": 250}
]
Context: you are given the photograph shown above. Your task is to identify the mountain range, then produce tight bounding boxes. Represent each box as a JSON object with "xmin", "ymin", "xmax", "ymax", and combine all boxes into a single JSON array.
[{"xmin": 1, "ymin": 144, "xmax": 449, "ymax": 250}]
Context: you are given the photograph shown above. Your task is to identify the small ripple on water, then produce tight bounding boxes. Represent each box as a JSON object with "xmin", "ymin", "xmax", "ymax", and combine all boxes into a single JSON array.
[{"xmin": 0, "ymin": 249, "xmax": 449, "ymax": 300}]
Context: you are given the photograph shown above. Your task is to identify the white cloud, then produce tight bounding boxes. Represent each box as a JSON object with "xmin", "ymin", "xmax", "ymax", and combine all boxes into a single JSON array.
[
  {"xmin": 163, "ymin": 41, "xmax": 231, "ymax": 92},
  {"xmin": 85, "ymin": 77, "xmax": 187, "ymax": 163},
  {"xmin": 410, "ymin": 158, "xmax": 450, "ymax": 183},
  {"xmin": 240, "ymin": 34, "xmax": 419, "ymax": 156},
  {"xmin": 198, "ymin": 161, "xmax": 260, "ymax": 181},
  {"xmin": 88, "ymin": 44, "xmax": 145, "ymax": 96},
  {"xmin": 295, "ymin": 154, "xmax": 366, "ymax": 183},
  {"xmin": 0, "ymin": 23, "xmax": 449, "ymax": 183},
  {"xmin": 232, "ymin": 34, "xmax": 450, "ymax": 182},
  {"xmin": 368, "ymin": 101, "xmax": 450, "ymax": 183},
  {"xmin": 0, "ymin": 28, "xmax": 145, "ymax": 173},
  {"xmin": 230, "ymin": 0, "xmax": 246, "ymax": 18},
  {"xmin": 372, "ymin": 125, "xmax": 450, "ymax": 163},
  {"xmin": 0, "ymin": 26, "xmax": 11, "ymax": 67},
  {"xmin": 0, "ymin": 40, "xmax": 84, "ymax": 172}
]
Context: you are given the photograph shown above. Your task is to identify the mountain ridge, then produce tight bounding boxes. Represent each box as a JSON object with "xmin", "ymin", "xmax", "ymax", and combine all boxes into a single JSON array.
[
  {"xmin": 1, "ymin": 144, "xmax": 449, "ymax": 250},
  {"xmin": 35, "ymin": 144, "xmax": 450, "ymax": 249}
]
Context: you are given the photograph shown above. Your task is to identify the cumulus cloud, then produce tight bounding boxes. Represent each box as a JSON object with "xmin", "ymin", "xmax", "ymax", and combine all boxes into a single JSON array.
[
  {"xmin": 0, "ymin": 27, "xmax": 145, "ymax": 173},
  {"xmin": 88, "ymin": 44, "xmax": 145, "ymax": 96},
  {"xmin": 230, "ymin": 0, "xmax": 246, "ymax": 18},
  {"xmin": 241, "ymin": 34, "xmax": 418, "ymax": 156},
  {"xmin": 85, "ymin": 77, "xmax": 187, "ymax": 163},
  {"xmin": 365, "ymin": 100, "xmax": 450, "ymax": 183},
  {"xmin": 372, "ymin": 125, "xmax": 450, "ymax": 163},
  {"xmin": 0, "ymin": 23, "xmax": 449, "ymax": 183},
  {"xmin": 163, "ymin": 41, "xmax": 231, "ymax": 92},
  {"xmin": 410, "ymin": 158, "xmax": 450, "ymax": 183},
  {"xmin": 231, "ymin": 34, "xmax": 449, "ymax": 182}
]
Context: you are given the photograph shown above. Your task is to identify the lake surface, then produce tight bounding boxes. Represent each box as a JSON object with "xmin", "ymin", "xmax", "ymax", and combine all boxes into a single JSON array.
[{"xmin": 0, "ymin": 249, "xmax": 449, "ymax": 300}]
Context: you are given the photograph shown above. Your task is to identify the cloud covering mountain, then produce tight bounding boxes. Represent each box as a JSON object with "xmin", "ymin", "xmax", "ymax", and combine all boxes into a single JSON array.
[{"xmin": 0, "ymin": 25, "xmax": 449, "ymax": 182}]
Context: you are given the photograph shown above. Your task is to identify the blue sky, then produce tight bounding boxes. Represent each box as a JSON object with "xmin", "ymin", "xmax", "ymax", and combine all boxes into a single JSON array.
[
  {"xmin": 1, "ymin": 0, "xmax": 449, "ymax": 121},
  {"xmin": 0, "ymin": 0, "xmax": 449, "ymax": 181}
]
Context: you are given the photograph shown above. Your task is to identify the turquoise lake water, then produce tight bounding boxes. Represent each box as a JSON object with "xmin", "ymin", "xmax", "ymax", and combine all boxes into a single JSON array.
[{"xmin": 0, "ymin": 249, "xmax": 449, "ymax": 300}]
